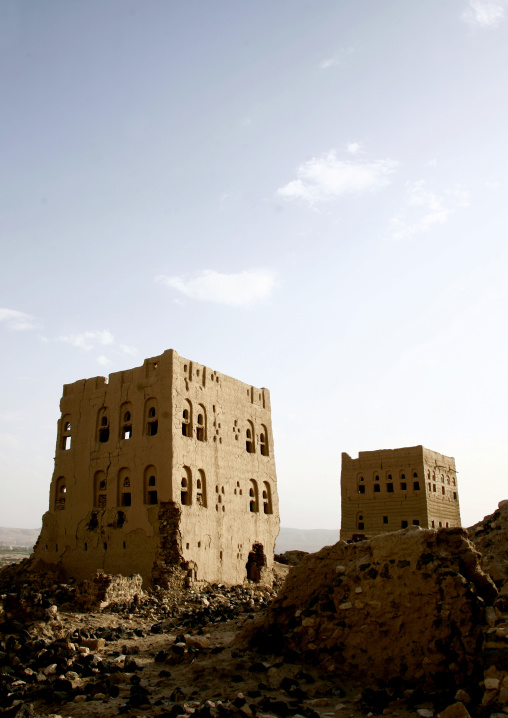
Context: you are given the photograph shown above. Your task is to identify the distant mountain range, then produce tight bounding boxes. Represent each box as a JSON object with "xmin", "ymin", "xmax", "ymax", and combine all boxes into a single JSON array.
[
  {"xmin": 275, "ymin": 527, "xmax": 341, "ymax": 554},
  {"xmin": 0, "ymin": 527, "xmax": 40, "ymax": 547},
  {"xmin": 0, "ymin": 526, "xmax": 340, "ymax": 554}
]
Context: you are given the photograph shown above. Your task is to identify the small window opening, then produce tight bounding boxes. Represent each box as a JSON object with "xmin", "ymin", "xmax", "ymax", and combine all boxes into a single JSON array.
[
  {"xmin": 413, "ymin": 519, "xmax": 420, "ymax": 526},
  {"xmin": 122, "ymin": 410, "xmax": 132, "ymax": 440},
  {"xmin": 375, "ymin": 475, "xmax": 380, "ymax": 481},
  {"xmin": 453, "ymin": 492, "xmax": 457, "ymax": 500},
  {"xmin": 387, "ymin": 474, "xmax": 392, "ymax": 480},
  {"xmin": 446, "ymin": 522, "xmax": 449, "ymax": 528},
  {"xmin": 182, "ymin": 408, "xmax": 191, "ymax": 437},
  {"xmin": 246, "ymin": 428, "xmax": 253, "ymax": 453},
  {"xmin": 401, "ymin": 482, "xmax": 407, "ymax": 490},
  {"xmin": 358, "ymin": 485, "xmax": 366, "ymax": 494},
  {"xmin": 147, "ymin": 406, "xmax": 158, "ymax": 436},
  {"xmin": 103, "ymin": 542, "xmax": 107, "ymax": 550},
  {"xmin": 259, "ymin": 432, "xmax": 267, "ymax": 456},
  {"xmin": 121, "ymin": 493, "xmax": 131, "ymax": 507},
  {"xmin": 123, "ymin": 541, "xmax": 126, "ymax": 549},
  {"xmin": 148, "ymin": 490, "xmax": 158, "ymax": 504},
  {"xmin": 383, "ymin": 516, "xmax": 388, "ymax": 524},
  {"xmin": 401, "ymin": 520, "xmax": 408, "ymax": 529},
  {"xmin": 181, "ymin": 476, "xmax": 191, "ymax": 506},
  {"xmin": 439, "ymin": 521, "xmax": 443, "ymax": 528},
  {"xmin": 386, "ymin": 484, "xmax": 394, "ymax": 493},
  {"xmin": 433, "ymin": 484, "xmax": 437, "ymax": 492},
  {"xmin": 196, "ymin": 412, "xmax": 205, "ymax": 441},
  {"xmin": 84, "ymin": 542, "xmax": 87, "ymax": 551},
  {"xmin": 374, "ymin": 484, "xmax": 381, "ymax": 493},
  {"xmin": 401, "ymin": 473, "xmax": 405, "ymax": 480},
  {"xmin": 432, "ymin": 520, "xmax": 435, "ymax": 528},
  {"xmin": 358, "ymin": 522, "xmax": 364, "ymax": 530},
  {"xmin": 441, "ymin": 486, "xmax": 445, "ymax": 495},
  {"xmin": 413, "ymin": 481, "xmax": 420, "ymax": 490},
  {"xmin": 413, "ymin": 472, "xmax": 418, "ymax": 478},
  {"xmin": 359, "ymin": 476, "xmax": 364, "ymax": 482}
]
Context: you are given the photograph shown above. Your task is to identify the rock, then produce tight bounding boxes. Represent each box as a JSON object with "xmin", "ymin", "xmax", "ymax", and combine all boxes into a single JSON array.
[
  {"xmin": 485, "ymin": 677, "xmax": 501, "ymax": 690},
  {"xmin": 438, "ymin": 704, "xmax": 471, "ymax": 718},
  {"xmin": 454, "ymin": 690, "xmax": 471, "ymax": 705},
  {"xmin": 80, "ymin": 638, "xmax": 105, "ymax": 651}
]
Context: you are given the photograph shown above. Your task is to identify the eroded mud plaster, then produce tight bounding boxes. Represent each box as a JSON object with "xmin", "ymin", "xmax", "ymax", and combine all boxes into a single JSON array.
[{"xmin": 34, "ymin": 349, "xmax": 280, "ymax": 587}]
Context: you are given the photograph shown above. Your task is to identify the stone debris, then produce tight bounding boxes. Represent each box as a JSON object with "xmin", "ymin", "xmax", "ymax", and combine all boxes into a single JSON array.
[
  {"xmin": 3, "ymin": 501, "xmax": 508, "ymax": 718},
  {"xmin": 241, "ymin": 526, "xmax": 496, "ymax": 690}
]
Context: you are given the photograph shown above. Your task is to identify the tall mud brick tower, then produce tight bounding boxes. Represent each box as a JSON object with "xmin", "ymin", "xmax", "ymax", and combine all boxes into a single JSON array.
[
  {"xmin": 34, "ymin": 349, "xmax": 280, "ymax": 587},
  {"xmin": 340, "ymin": 446, "xmax": 461, "ymax": 541}
]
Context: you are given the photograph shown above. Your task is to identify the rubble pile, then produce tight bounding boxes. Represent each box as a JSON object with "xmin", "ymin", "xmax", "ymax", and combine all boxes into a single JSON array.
[
  {"xmin": 5, "ymin": 504, "xmax": 508, "ymax": 717},
  {"xmin": 242, "ymin": 526, "xmax": 496, "ymax": 691},
  {"xmin": 469, "ymin": 499, "xmax": 508, "ymax": 588}
]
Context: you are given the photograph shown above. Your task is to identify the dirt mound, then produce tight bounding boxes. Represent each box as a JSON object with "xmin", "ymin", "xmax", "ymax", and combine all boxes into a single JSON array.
[
  {"xmin": 468, "ymin": 500, "xmax": 508, "ymax": 588},
  {"xmin": 241, "ymin": 526, "xmax": 496, "ymax": 691}
]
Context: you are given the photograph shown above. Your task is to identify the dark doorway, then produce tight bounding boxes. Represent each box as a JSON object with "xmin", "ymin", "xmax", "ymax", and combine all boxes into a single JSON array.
[{"xmin": 246, "ymin": 542, "xmax": 266, "ymax": 582}]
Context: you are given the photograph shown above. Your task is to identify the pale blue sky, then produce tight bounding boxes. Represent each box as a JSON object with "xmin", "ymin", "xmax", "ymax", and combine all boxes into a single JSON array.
[{"xmin": 1, "ymin": 1, "xmax": 508, "ymax": 529}]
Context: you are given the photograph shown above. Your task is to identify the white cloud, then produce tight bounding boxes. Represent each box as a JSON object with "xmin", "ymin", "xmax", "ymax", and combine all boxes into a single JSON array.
[
  {"xmin": 390, "ymin": 181, "xmax": 469, "ymax": 239},
  {"xmin": 119, "ymin": 344, "xmax": 138, "ymax": 356},
  {"xmin": 0, "ymin": 308, "xmax": 37, "ymax": 331},
  {"xmin": 346, "ymin": 142, "xmax": 362, "ymax": 155},
  {"xmin": 461, "ymin": 0, "xmax": 506, "ymax": 27},
  {"xmin": 320, "ymin": 57, "xmax": 339, "ymax": 69},
  {"xmin": 97, "ymin": 355, "xmax": 112, "ymax": 367},
  {"xmin": 59, "ymin": 330, "xmax": 114, "ymax": 351},
  {"xmin": 157, "ymin": 269, "xmax": 278, "ymax": 307},
  {"xmin": 276, "ymin": 150, "xmax": 397, "ymax": 206}
]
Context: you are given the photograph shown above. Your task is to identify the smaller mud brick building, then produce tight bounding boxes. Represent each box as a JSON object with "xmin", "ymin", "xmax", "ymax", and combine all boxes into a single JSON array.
[
  {"xmin": 34, "ymin": 349, "xmax": 279, "ymax": 586},
  {"xmin": 340, "ymin": 445, "xmax": 461, "ymax": 541}
]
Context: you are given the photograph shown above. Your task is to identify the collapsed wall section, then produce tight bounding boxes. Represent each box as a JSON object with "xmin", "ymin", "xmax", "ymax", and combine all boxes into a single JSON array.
[{"xmin": 242, "ymin": 526, "xmax": 496, "ymax": 690}]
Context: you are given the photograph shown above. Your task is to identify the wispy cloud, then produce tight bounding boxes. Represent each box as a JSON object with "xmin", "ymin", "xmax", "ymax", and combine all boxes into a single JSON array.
[
  {"xmin": 390, "ymin": 182, "xmax": 469, "ymax": 239},
  {"xmin": 0, "ymin": 308, "xmax": 37, "ymax": 331},
  {"xmin": 319, "ymin": 47, "xmax": 354, "ymax": 69},
  {"xmin": 461, "ymin": 0, "xmax": 506, "ymax": 27},
  {"xmin": 157, "ymin": 269, "xmax": 278, "ymax": 307},
  {"xmin": 320, "ymin": 57, "xmax": 339, "ymax": 69},
  {"xmin": 97, "ymin": 355, "xmax": 113, "ymax": 368},
  {"xmin": 119, "ymin": 344, "xmax": 138, "ymax": 356},
  {"xmin": 59, "ymin": 330, "xmax": 114, "ymax": 350},
  {"xmin": 276, "ymin": 150, "xmax": 397, "ymax": 206}
]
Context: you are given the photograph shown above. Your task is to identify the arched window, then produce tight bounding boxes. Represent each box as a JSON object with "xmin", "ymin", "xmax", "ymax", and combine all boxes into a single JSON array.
[
  {"xmin": 249, "ymin": 479, "xmax": 259, "ymax": 513},
  {"xmin": 60, "ymin": 415, "xmax": 72, "ymax": 450},
  {"xmin": 120, "ymin": 402, "xmax": 133, "ymax": 440},
  {"xmin": 118, "ymin": 468, "xmax": 131, "ymax": 507},
  {"xmin": 94, "ymin": 470, "xmax": 107, "ymax": 509},
  {"xmin": 181, "ymin": 466, "xmax": 192, "ymax": 506},
  {"xmin": 182, "ymin": 399, "xmax": 192, "ymax": 438},
  {"xmin": 55, "ymin": 477, "xmax": 66, "ymax": 511},
  {"xmin": 259, "ymin": 425, "xmax": 269, "ymax": 456},
  {"xmin": 262, "ymin": 481, "xmax": 273, "ymax": 514},
  {"xmin": 196, "ymin": 469, "xmax": 207, "ymax": 507},
  {"xmin": 357, "ymin": 513, "xmax": 364, "ymax": 531},
  {"xmin": 196, "ymin": 405, "xmax": 206, "ymax": 442},
  {"xmin": 246, "ymin": 420, "xmax": 255, "ymax": 454},
  {"xmin": 144, "ymin": 465, "xmax": 158, "ymax": 505},
  {"xmin": 97, "ymin": 408, "xmax": 109, "ymax": 443},
  {"xmin": 145, "ymin": 399, "xmax": 158, "ymax": 436}
]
